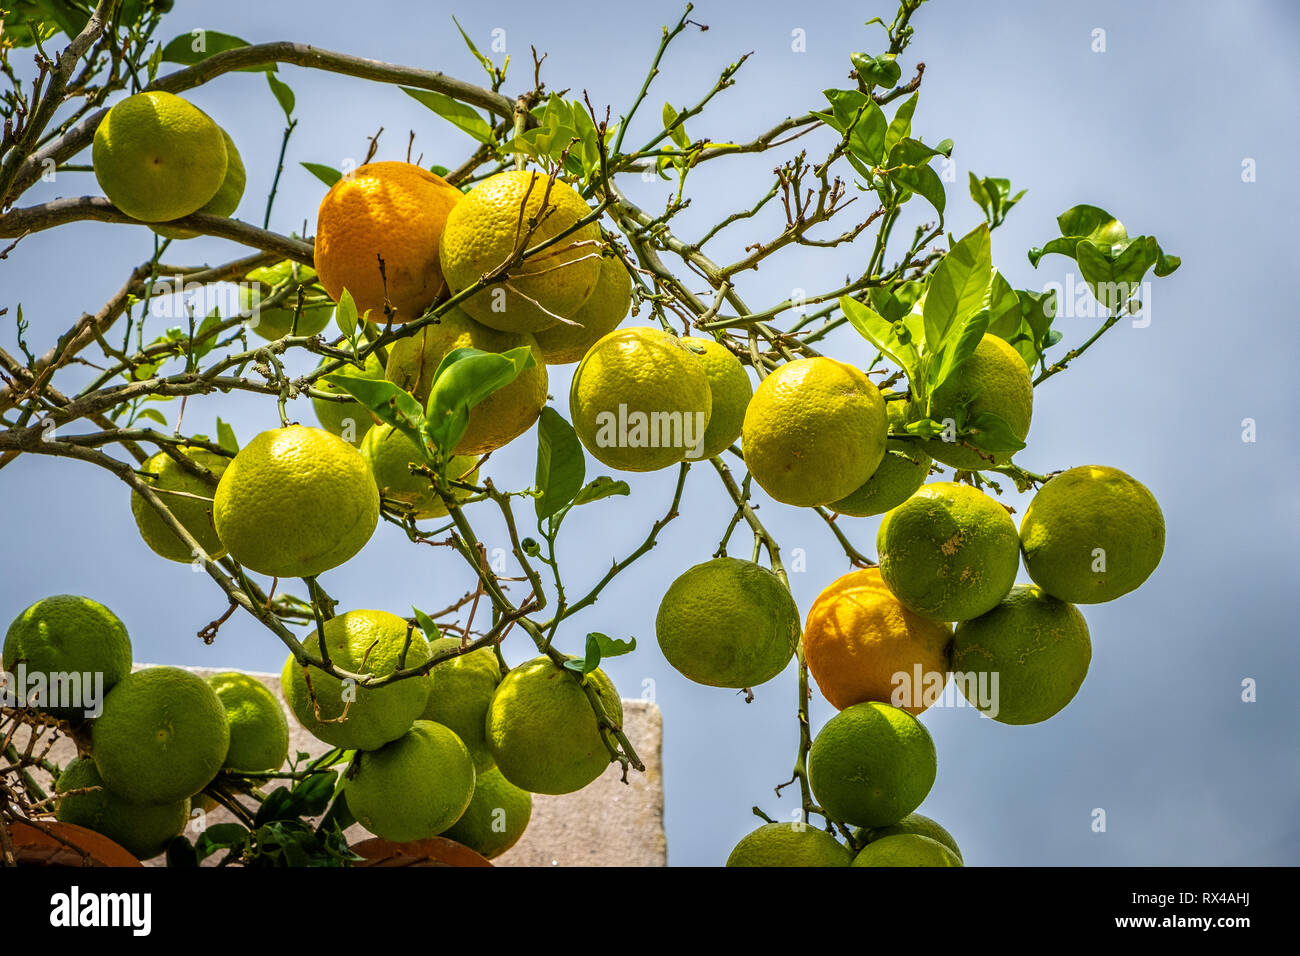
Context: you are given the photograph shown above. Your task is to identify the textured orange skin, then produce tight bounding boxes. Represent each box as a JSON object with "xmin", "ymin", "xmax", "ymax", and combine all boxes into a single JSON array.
[
  {"xmin": 803, "ymin": 568, "xmax": 952, "ymax": 714},
  {"xmin": 314, "ymin": 162, "xmax": 462, "ymax": 323}
]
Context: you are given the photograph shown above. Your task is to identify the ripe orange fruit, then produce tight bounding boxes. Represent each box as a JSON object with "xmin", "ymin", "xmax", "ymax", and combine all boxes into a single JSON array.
[
  {"xmin": 314, "ymin": 161, "xmax": 462, "ymax": 323},
  {"xmin": 802, "ymin": 568, "xmax": 952, "ymax": 714}
]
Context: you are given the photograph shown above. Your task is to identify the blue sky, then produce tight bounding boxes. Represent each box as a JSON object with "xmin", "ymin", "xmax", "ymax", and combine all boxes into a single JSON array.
[{"xmin": 3, "ymin": 0, "xmax": 1298, "ymax": 865}]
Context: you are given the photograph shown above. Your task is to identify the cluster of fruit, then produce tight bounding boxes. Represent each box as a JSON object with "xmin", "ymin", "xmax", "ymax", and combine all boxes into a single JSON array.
[
  {"xmin": 3, "ymin": 594, "xmax": 622, "ymax": 859},
  {"xmin": 3, "ymin": 596, "xmax": 285, "ymax": 859}
]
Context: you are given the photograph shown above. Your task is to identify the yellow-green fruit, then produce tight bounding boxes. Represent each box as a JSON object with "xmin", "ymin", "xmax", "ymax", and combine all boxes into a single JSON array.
[
  {"xmin": 153, "ymin": 126, "xmax": 245, "ymax": 239},
  {"xmin": 3, "ymin": 595, "xmax": 132, "ymax": 718},
  {"xmin": 213, "ymin": 425, "xmax": 379, "ymax": 578},
  {"xmin": 807, "ymin": 701, "xmax": 936, "ymax": 828},
  {"xmin": 485, "ymin": 656, "xmax": 621, "ymax": 795},
  {"xmin": 683, "ymin": 337, "xmax": 752, "ymax": 459},
  {"xmin": 951, "ymin": 584, "xmax": 1091, "ymax": 725},
  {"xmin": 384, "ymin": 307, "xmax": 548, "ymax": 455},
  {"xmin": 569, "ymin": 327, "xmax": 713, "ymax": 472},
  {"xmin": 281, "ymin": 609, "xmax": 431, "ymax": 751},
  {"xmin": 92, "ymin": 91, "xmax": 228, "ymax": 222},
  {"xmin": 876, "ymin": 482, "xmax": 1020, "ymax": 622},
  {"xmin": 742, "ymin": 357, "xmax": 887, "ymax": 507},
  {"xmin": 312, "ymin": 352, "xmax": 384, "ymax": 443},
  {"xmin": 359, "ymin": 424, "xmax": 479, "ymax": 520},
  {"xmin": 1020, "ymin": 465, "xmax": 1165, "ymax": 604},
  {"xmin": 55, "ymin": 758, "xmax": 189, "ymax": 860},
  {"xmin": 130, "ymin": 447, "xmax": 228, "ymax": 563},
  {"xmin": 856, "ymin": 811, "xmax": 963, "ymax": 861},
  {"xmin": 345, "ymin": 720, "xmax": 475, "ymax": 843},
  {"xmin": 442, "ymin": 765, "xmax": 532, "ymax": 859},
  {"xmin": 655, "ymin": 557, "xmax": 800, "ymax": 688},
  {"xmin": 207, "ymin": 672, "xmax": 289, "ymax": 772},
  {"xmin": 852, "ymin": 833, "xmax": 962, "ymax": 867},
  {"xmin": 91, "ymin": 667, "xmax": 230, "ymax": 805},
  {"xmin": 533, "ymin": 250, "xmax": 632, "ymax": 364},
  {"xmin": 726, "ymin": 822, "xmax": 852, "ymax": 867},
  {"xmin": 422, "ymin": 637, "xmax": 501, "ymax": 771},
  {"xmin": 830, "ymin": 439, "xmax": 932, "ymax": 517},
  {"xmin": 440, "ymin": 170, "xmax": 601, "ymax": 333},
  {"xmin": 919, "ymin": 333, "xmax": 1033, "ymax": 471},
  {"xmin": 241, "ymin": 261, "xmax": 334, "ymax": 341}
]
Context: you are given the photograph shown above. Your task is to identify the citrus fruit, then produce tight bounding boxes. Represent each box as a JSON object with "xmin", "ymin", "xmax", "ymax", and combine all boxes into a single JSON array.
[
  {"xmin": 876, "ymin": 482, "xmax": 1020, "ymax": 622},
  {"xmin": 1019, "ymin": 465, "xmax": 1165, "ymax": 603},
  {"xmin": 55, "ymin": 757, "xmax": 189, "ymax": 860},
  {"xmin": 485, "ymin": 656, "xmax": 621, "ymax": 795},
  {"xmin": 918, "ymin": 333, "xmax": 1033, "ymax": 471},
  {"xmin": 422, "ymin": 637, "xmax": 501, "ymax": 771},
  {"xmin": 856, "ymin": 811, "xmax": 963, "ymax": 861},
  {"xmin": 655, "ymin": 557, "xmax": 800, "ymax": 688},
  {"xmin": 130, "ymin": 446, "xmax": 228, "ymax": 563},
  {"xmin": 725, "ymin": 822, "xmax": 852, "ymax": 867},
  {"xmin": 312, "ymin": 351, "xmax": 384, "ymax": 443},
  {"xmin": 280, "ymin": 609, "xmax": 431, "ymax": 751},
  {"xmin": 241, "ymin": 261, "xmax": 334, "ymax": 341},
  {"xmin": 207, "ymin": 672, "xmax": 289, "ymax": 772},
  {"xmin": 683, "ymin": 337, "xmax": 753, "ymax": 459},
  {"xmin": 807, "ymin": 700, "xmax": 936, "ymax": 828},
  {"xmin": 92, "ymin": 91, "xmax": 228, "ymax": 222},
  {"xmin": 345, "ymin": 720, "xmax": 475, "ymax": 843},
  {"xmin": 383, "ymin": 306, "xmax": 547, "ymax": 455},
  {"xmin": 742, "ymin": 357, "xmax": 887, "ymax": 507},
  {"xmin": 533, "ymin": 246, "xmax": 632, "ymax": 364},
  {"xmin": 442, "ymin": 765, "xmax": 532, "ymax": 859},
  {"xmin": 314, "ymin": 161, "xmax": 463, "ymax": 323},
  {"xmin": 831, "ymin": 398, "xmax": 930, "ymax": 517},
  {"xmin": 359, "ymin": 424, "xmax": 479, "ymax": 520},
  {"xmin": 2, "ymin": 595, "xmax": 132, "ymax": 718},
  {"xmin": 91, "ymin": 666, "xmax": 230, "ymax": 805},
  {"xmin": 950, "ymin": 584, "xmax": 1091, "ymax": 724},
  {"xmin": 802, "ymin": 568, "xmax": 952, "ymax": 714},
  {"xmin": 440, "ymin": 170, "xmax": 601, "ymax": 333},
  {"xmin": 569, "ymin": 327, "xmax": 712, "ymax": 472},
  {"xmin": 153, "ymin": 126, "xmax": 245, "ymax": 239},
  {"xmin": 852, "ymin": 833, "xmax": 962, "ymax": 867},
  {"xmin": 213, "ymin": 425, "xmax": 379, "ymax": 578}
]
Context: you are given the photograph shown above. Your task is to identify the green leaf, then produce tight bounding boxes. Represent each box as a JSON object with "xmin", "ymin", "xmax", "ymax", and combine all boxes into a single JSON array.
[
  {"xmin": 135, "ymin": 407, "xmax": 167, "ymax": 426},
  {"xmin": 534, "ymin": 407, "xmax": 587, "ymax": 521},
  {"xmin": 562, "ymin": 632, "xmax": 638, "ymax": 676},
  {"xmin": 888, "ymin": 137, "xmax": 952, "ymax": 167},
  {"xmin": 963, "ymin": 411, "xmax": 1027, "ymax": 454},
  {"xmin": 922, "ymin": 224, "xmax": 992, "ymax": 351},
  {"xmin": 571, "ymin": 475, "xmax": 631, "ymax": 506},
  {"xmin": 890, "ymin": 162, "xmax": 946, "ymax": 218},
  {"xmin": 884, "ymin": 93, "xmax": 917, "ymax": 154},
  {"xmin": 146, "ymin": 42, "xmax": 163, "ymax": 82},
  {"xmin": 286, "ymin": 771, "xmax": 337, "ymax": 817},
  {"xmin": 335, "ymin": 289, "xmax": 358, "ymax": 336},
  {"xmin": 301, "ymin": 162, "xmax": 342, "ymax": 188},
  {"xmin": 402, "ymin": 87, "xmax": 493, "ymax": 144},
  {"xmin": 851, "ymin": 51, "xmax": 902, "ymax": 89},
  {"xmin": 165, "ymin": 835, "xmax": 200, "ymax": 867},
  {"xmin": 1057, "ymin": 204, "xmax": 1123, "ymax": 240},
  {"xmin": 813, "ymin": 88, "xmax": 887, "ymax": 167},
  {"xmin": 323, "ymin": 374, "xmax": 424, "ymax": 441},
  {"xmin": 267, "ymin": 72, "xmax": 295, "ymax": 120},
  {"xmin": 216, "ymin": 417, "xmax": 239, "ymax": 454},
  {"xmin": 981, "ymin": 271, "xmax": 1021, "ymax": 340},
  {"xmin": 451, "ymin": 15, "xmax": 496, "ymax": 79},
  {"xmin": 160, "ymin": 29, "xmax": 272, "ymax": 71},
  {"xmin": 192, "ymin": 308, "xmax": 222, "ymax": 360},
  {"xmin": 661, "ymin": 102, "xmax": 691, "ymax": 150},
  {"xmin": 412, "ymin": 607, "xmax": 440, "ymax": 642},
  {"xmin": 840, "ymin": 296, "xmax": 919, "ymax": 382},
  {"xmin": 425, "ymin": 347, "xmax": 535, "ymax": 456},
  {"xmin": 194, "ymin": 823, "xmax": 248, "ymax": 859},
  {"xmin": 1075, "ymin": 238, "xmax": 1155, "ymax": 312},
  {"xmin": 928, "ymin": 308, "xmax": 990, "ymax": 396}
]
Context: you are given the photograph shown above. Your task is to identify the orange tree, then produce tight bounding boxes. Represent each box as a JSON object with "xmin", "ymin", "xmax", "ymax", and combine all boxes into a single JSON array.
[{"xmin": 0, "ymin": 0, "xmax": 1177, "ymax": 865}]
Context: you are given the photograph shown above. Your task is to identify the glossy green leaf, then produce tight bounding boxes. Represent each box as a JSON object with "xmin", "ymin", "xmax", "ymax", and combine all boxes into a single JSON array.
[
  {"xmin": 571, "ymin": 475, "xmax": 631, "ymax": 506},
  {"xmin": 160, "ymin": 29, "xmax": 272, "ymax": 71},
  {"xmin": 301, "ymin": 162, "xmax": 342, "ymax": 188},
  {"xmin": 215, "ymin": 417, "xmax": 239, "ymax": 454},
  {"xmin": 922, "ymin": 224, "xmax": 992, "ymax": 351},
  {"xmin": 267, "ymin": 72, "xmax": 295, "ymax": 120},
  {"xmin": 425, "ymin": 347, "xmax": 535, "ymax": 456},
  {"xmin": 403, "ymin": 87, "xmax": 493, "ymax": 144},
  {"xmin": 534, "ymin": 407, "xmax": 587, "ymax": 520}
]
